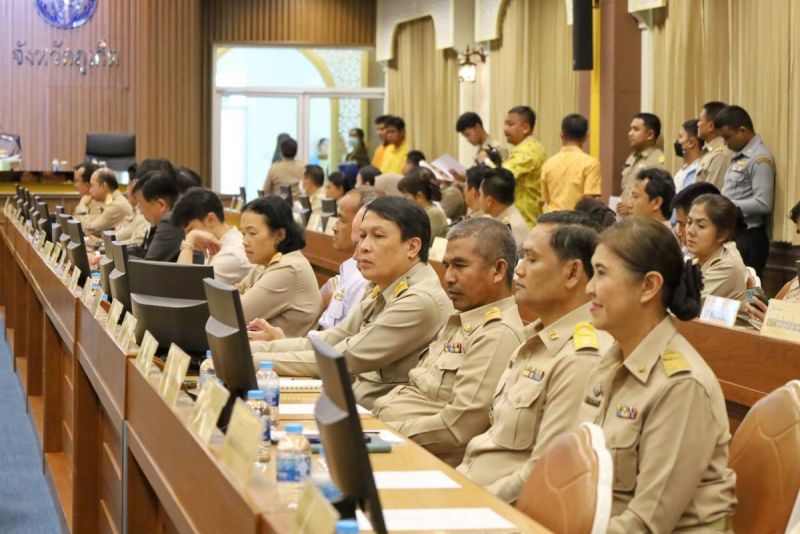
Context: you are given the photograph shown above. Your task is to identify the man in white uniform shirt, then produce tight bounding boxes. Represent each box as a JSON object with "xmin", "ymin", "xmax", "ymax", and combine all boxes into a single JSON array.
[{"xmin": 172, "ymin": 187, "xmax": 251, "ymax": 285}]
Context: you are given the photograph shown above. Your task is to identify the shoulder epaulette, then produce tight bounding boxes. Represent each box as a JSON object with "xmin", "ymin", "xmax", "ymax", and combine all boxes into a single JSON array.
[
  {"xmin": 661, "ymin": 347, "xmax": 691, "ymax": 377},
  {"xmin": 573, "ymin": 321, "xmax": 599, "ymax": 351},
  {"xmin": 482, "ymin": 306, "xmax": 502, "ymax": 325}
]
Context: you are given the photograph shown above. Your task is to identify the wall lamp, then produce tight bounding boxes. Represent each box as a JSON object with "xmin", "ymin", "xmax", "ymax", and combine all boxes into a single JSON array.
[{"xmin": 458, "ymin": 45, "xmax": 486, "ymax": 83}]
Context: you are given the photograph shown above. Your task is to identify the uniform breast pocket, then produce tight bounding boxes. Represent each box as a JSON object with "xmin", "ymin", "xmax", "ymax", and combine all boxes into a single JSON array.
[
  {"xmin": 431, "ymin": 353, "xmax": 462, "ymax": 402},
  {"xmin": 605, "ymin": 423, "xmax": 641, "ymax": 492},
  {"xmin": 492, "ymin": 381, "xmax": 543, "ymax": 450},
  {"xmin": 726, "ymin": 167, "xmax": 748, "ymax": 186}
]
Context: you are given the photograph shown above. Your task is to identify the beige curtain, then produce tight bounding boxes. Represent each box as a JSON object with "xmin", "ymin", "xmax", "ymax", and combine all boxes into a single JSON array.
[
  {"xmin": 489, "ymin": 0, "xmax": 578, "ymax": 158},
  {"xmin": 652, "ymin": 0, "xmax": 800, "ymax": 243},
  {"xmin": 387, "ymin": 17, "xmax": 459, "ymax": 158}
]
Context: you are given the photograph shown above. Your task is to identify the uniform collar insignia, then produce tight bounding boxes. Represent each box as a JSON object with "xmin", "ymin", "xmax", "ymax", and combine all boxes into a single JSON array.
[{"xmin": 268, "ymin": 252, "xmax": 283, "ymax": 266}]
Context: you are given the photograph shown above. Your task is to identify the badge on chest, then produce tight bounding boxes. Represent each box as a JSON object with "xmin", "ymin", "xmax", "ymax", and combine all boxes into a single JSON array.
[
  {"xmin": 444, "ymin": 341, "xmax": 463, "ymax": 353},
  {"xmin": 521, "ymin": 366, "xmax": 545, "ymax": 381},
  {"xmin": 616, "ymin": 404, "xmax": 639, "ymax": 420}
]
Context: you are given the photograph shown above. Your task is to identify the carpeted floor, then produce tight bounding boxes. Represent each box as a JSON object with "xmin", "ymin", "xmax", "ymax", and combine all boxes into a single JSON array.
[{"xmin": 0, "ymin": 319, "xmax": 62, "ymax": 533}]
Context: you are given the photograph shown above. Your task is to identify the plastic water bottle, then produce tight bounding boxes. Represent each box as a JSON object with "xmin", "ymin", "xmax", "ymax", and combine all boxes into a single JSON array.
[
  {"xmin": 335, "ymin": 519, "xmax": 359, "ymax": 534},
  {"xmin": 245, "ymin": 390, "xmax": 272, "ymax": 470},
  {"xmin": 256, "ymin": 361, "xmax": 280, "ymax": 429},
  {"xmin": 51, "ymin": 158, "xmax": 60, "ymax": 172},
  {"xmin": 198, "ymin": 350, "xmax": 216, "ymax": 389},
  {"xmin": 312, "ymin": 446, "xmax": 342, "ymax": 502},
  {"xmin": 276, "ymin": 423, "xmax": 311, "ymax": 508}
]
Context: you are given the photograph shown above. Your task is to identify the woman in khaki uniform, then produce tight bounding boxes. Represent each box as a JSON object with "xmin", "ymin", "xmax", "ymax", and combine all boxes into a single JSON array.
[
  {"xmin": 581, "ymin": 217, "xmax": 736, "ymax": 533},
  {"xmin": 398, "ymin": 167, "xmax": 449, "ymax": 239},
  {"xmin": 236, "ymin": 196, "xmax": 322, "ymax": 337}
]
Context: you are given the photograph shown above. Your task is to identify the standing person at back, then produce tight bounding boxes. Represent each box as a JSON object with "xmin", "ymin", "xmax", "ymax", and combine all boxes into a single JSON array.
[
  {"xmin": 456, "ymin": 112, "xmax": 509, "ymax": 166},
  {"xmin": 371, "ymin": 115, "xmax": 391, "ymax": 169},
  {"xmin": 618, "ymin": 113, "xmax": 665, "ymax": 215},
  {"xmin": 541, "ymin": 113, "xmax": 601, "ymax": 212},
  {"xmin": 502, "ymin": 106, "xmax": 547, "ymax": 225},
  {"xmin": 264, "ymin": 137, "xmax": 304, "ymax": 199},
  {"xmin": 672, "ymin": 119, "xmax": 705, "ymax": 191},
  {"xmin": 379, "ymin": 116, "xmax": 409, "ymax": 175},
  {"xmin": 715, "ymin": 105, "xmax": 775, "ymax": 276},
  {"xmin": 695, "ymin": 101, "xmax": 732, "ymax": 189}
]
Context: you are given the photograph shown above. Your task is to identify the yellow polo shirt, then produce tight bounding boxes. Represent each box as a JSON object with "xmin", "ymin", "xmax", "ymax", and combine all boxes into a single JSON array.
[
  {"xmin": 380, "ymin": 139, "xmax": 409, "ymax": 175},
  {"xmin": 541, "ymin": 146, "xmax": 601, "ymax": 212}
]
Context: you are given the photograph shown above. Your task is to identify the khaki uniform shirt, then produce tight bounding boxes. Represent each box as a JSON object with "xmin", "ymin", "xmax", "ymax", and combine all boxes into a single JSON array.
[
  {"xmin": 236, "ymin": 250, "xmax": 322, "ymax": 337},
  {"xmin": 457, "ymin": 304, "xmax": 612, "ymax": 503},
  {"xmin": 720, "ymin": 134, "xmax": 775, "ymax": 229},
  {"xmin": 115, "ymin": 207, "xmax": 150, "ymax": 247},
  {"xmin": 264, "ymin": 159, "xmax": 304, "ymax": 199},
  {"xmin": 84, "ymin": 190, "xmax": 133, "ymax": 235},
  {"xmin": 251, "ymin": 262, "xmax": 453, "ymax": 408},
  {"xmin": 495, "ymin": 204, "xmax": 529, "ymax": 254},
  {"xmin": 426, "ymin": 204, "xmax": 449, "ymax": 239},
  {"xmin": 440, "ymin": 183, "xmax": 466, "ymax": 221},
  {"xmin": 699, "ymin": 244, "xmax": 747, "ymax": 305},
  {"xmin": 541, "ymin": 146, "xmax": 602, "ymax": 211},
  {"xmin": 578, "ymin": 317, "xmax": 737, "ymax": 533},
  {"xmin": 503, "ymin": 136, "xmax": 547, "ymax": 226},
  {"xmin": 373, "ymin": 297, "xmax": 525, "ymax": 466},
  {"xmin": 784, "ymin": 276, "xmax": 800, "ymax": 302},
  {"xmin": 620, "ymin": 147, "xmax": 666, "ymax": 202},
  {"xmin": 73, "ymin": 194, "xmax": 103, "ymax": 225},
  {"xmin": 695, "ymin": 137, "xmax": 731, "ymax": 190}
]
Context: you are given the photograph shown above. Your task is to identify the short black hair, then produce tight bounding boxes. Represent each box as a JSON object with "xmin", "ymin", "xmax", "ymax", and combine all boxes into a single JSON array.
[
  {"xmin": 670, "ymin": 181, "xmax": 721, "ymax": 213},
  {"xmin": 242, "ymin": 196, "xmax": 305, "ymax": 254},
  {"xmin": 682, "ymin": 119, "xmax": 704, "ymax": 148},
  {"xmin": 94, "ymin": 168, "xmax": 119, "ymax": 191},
  {"xmin": 385, "ymin": 116, "xmax": 405, "ymax": 131},
  {"xmin": 574, "ymin": 197, "xmax": 617, "ymax": 230},
  {"xmin": 537, "ymin": 210, "xmax": 601, "ymax": 231},
  {"xmin": 132, "ymin": 170, "xmax": 179, "ymax": 208},
  {"xmin": 171, "ymin": 187, "xmax": 225, "ymax": 229},
  {"xmin": 280, "ymin": 138, "xmax": 298, "ymax": 159},
  {"xmin": 175, "ymin": 166, "xmax": 203, "ymax": 193},
  {"xmin": 465, "ymin": 166, "xmax": 486, "ymax": 192},
  {"xmin": 375, "ymin": 115, "xmax": 391, "ymax": 125},
  {"xmin": 327, "ymin": 171, "xmax": 352, "ymax": 194},
  {"xmin": 365, "ymin": 196, "xmax": 431, "ymax": 262},
  {"xmin": 138, "ymin": 158, "xmax": 177, "ymax": 181},
  {"xmin": 634, "ymin": 112, "xmax": 661, "ymax": 140},
  {"xmin": 74, "ymin": 161, "xmax": 100, "ymax": 183},
  {"xmin": 635, "ymin": 167, "xmax": 676, "ymax": 219},
  {"xmin": 508, "ymin": 105, "xmax": 536, "ymax": 128},
  {"xmin": 406, "ymin": 150, "xmax": 426, "ymax": 167},
  {"xmin": 561, "ymin": 113, "xmax": 589, "ymax": 141},
  {"xmin": 713, "ymin": 105, "xmax": 754, "ymax": 132},
  {"xmin": 480, "ymin": 167, "xmax": 515, "ymax": 206},
  {"xmin": 303, "ymin": 165, "xmax": 325, "ymax": 187},
  {"xmin": 357, "ymin": 165, "xmax": 381, "ymax": 186},
  {"xmin": 127, "ymin": 162, "xmax": 138, "ymax": 180},
  {"xmin": 790, "ymin": 200, "xmax": 800, "ymax": 224},
  {"xmin": 702, "ymin": 101, "xmax": 727, "ymax": 122},
  {"xmin": 398, "ymin": 167, "xmax": 441, "ymax": 202},
  {"xmin": 446, "ymin": 217, "xmax": 517, "ymax": 287},
  {"xmin": 549, "ymin": 224, "xmax": 599, "ymax": 278},
  {"xmin": 456, "ymin": 112, "xmax": 483, "ymax": 133}
]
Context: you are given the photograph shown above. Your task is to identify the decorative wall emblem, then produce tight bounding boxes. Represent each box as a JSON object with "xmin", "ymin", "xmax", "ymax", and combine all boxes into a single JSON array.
[{"xmin": 35, "ymin": 0, "xmax": 98, "ymax": 29}]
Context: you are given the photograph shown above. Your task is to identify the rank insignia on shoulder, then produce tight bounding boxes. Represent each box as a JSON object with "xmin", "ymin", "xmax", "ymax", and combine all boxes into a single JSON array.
[
  {"xmin": 584, "ymin": 395, "xmax": 601, "ymax": 407},
  {"xmin": 573, "ymin": 322, "xmax": 599, "ymax": 351},
  {"xmin": 268, "ymin": 252, "xmax": 283, "ymax": 266},
  {"xmin": 657, "ymin": 155, "xmax": 666, "ymax": 164},
  {"xmin": 616, "ymin": 404, "xmax": 638, "ymax": 420},
  {"xmin": 755, "ymin": 156, "xmax": 775, "ymax": 168},
  {"xmin": 661, "ymin": 347, "xmax": 691, "ymax": 376},
  {"xmin": 483, "ymin": 306, "xmax": 502, "ymax": 324},
  {"xmin": 391, "ymin": 279, "xmax": 409, "ymax": 299},
  {"xmin": 522, "ymin": 366, "xmax": 545, "ymax": 381},
  {"xmin": 737, "ymin": 159, "xmax": 747, "ymax": 167},
  {"xmin": 370, "ymin": 285, "xmax": 381, "ymax": 299}
]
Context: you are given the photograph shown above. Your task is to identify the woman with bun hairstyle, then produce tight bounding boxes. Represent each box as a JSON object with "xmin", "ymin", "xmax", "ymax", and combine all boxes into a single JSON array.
[
  {"xmin": 581, "ymin": 217, "xmax": 736, "ymax": 533},
  {"xmin": 685, "ymin": 193, "xmax": 749, "ymax": 304},
  {"xmin": 398, "ymin": 166, "xmax": 449, "ymax": 238}
]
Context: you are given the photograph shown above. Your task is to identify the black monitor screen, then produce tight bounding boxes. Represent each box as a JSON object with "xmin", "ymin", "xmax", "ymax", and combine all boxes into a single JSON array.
[{"xmin": 65, "ymin": 220, "xmax": 92, "ymax": 286}]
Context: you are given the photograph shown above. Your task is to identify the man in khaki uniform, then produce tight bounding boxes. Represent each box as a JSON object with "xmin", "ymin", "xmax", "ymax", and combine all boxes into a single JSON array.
[
  {"xmin": 696, "ymin": 101, "xmax": 732, "ymax": 189},
  {"xmin": 456, "ymin": 212, "xmax": 613, "ymax": 503},
  {"xmin": 264, "ymin": 137, "xmax": 304, "ymax": 198},
  {"xmin": 372, "ymin": 218, "xmax": 525, "ymax": 466},
  {"xmin": 618, "ymin": 113, "xmax": 666, "ymax": 215},
  {"xmin": 249, "ymin": 197, "xmax": 453, "ymax": 409},
  {"xmin": 84, "ymin": 168, "xmax": 132, "ymax": 235},
  {"xmin": 577, "ymin": 317, "xmax": 736, "ymax": 533},
  {"xmin": 72, "ymin": 161, "xmax": 103, "ymax": 224},
  {"xmin": 478, "ymin": 168, "xmax": 529, "ymax": 253}
]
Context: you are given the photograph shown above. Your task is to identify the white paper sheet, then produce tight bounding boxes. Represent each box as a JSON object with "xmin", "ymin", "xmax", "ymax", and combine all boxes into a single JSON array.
[
  {"xmin": 279, "ymin": 403, "xmax": 368, "ymax": 416},
  {"xmin": 356, "ymin": 508, "xmax": 516, "ymax": 532},
  {"xmin": 608, "ymin": 195, "xmax": 621, "ymax": 212},
  {"xmin": 372, "ymin": 471, "xmax": 460, "ymax": 490}
]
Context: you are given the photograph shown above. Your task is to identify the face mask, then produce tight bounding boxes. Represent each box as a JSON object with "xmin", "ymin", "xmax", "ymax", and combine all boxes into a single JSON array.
[
  {"xmin": 674, "ymin": 140, "xmax": 684, "ymax": 158},
  {"xmin": 346, "ymin": 137, "xmax": 359, "ymax": 149}
]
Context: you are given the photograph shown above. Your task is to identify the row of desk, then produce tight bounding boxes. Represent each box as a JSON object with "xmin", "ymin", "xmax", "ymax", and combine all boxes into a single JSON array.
[{"xmin": 0, "ymin": 210, "xmax": 548, "ymax": 532}]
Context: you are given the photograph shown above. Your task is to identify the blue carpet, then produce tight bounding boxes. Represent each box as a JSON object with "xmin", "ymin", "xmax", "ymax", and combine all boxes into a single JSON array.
[{"xmin": 0, "ymin": 319, "xmax": 62, "ymax": 533}]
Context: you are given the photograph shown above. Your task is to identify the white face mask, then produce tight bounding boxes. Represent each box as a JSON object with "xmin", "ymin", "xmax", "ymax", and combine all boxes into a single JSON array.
[{"xmin": 346, "ymin": 137, "xmax": 359, "ymax": 149}]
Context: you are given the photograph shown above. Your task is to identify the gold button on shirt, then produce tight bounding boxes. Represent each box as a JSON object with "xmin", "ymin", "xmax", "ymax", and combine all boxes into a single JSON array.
[
  {"xmin": 578, "ymin": 317, "xmax": 736, "ymax": 533},
  {"xmin": 372, "ymin": 297, "xmax": 525, "ymax": 467},
  {"xmin": 456, "ymin": 303, "xmax": 613, "ymax": 504}
]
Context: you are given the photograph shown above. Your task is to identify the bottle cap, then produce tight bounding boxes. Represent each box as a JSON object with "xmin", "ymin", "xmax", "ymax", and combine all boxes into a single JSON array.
[
  {"xmin": 259, "ymin": 360, "xmax": 273, "ymax": 369},
  {"xmin": 285, "ymin": 423, "xmax": 303, "ymax": 434},
  {"xmin": 205, "ymin": 349, "xmax": 212, "ymax": 358},
  {"xmin": 247, "ymin": 390, "xmax": 265, "ymax": 400},
  {"xmin": 335, "ymin": 519, "xmax": 358, "ymax": 533}
]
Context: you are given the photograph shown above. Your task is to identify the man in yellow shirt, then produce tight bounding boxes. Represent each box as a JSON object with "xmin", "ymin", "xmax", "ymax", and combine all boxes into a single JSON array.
[
  {"xmin": 371, "ymin": 115, "xmax": 391, "ymax": 168},
  {"xmin": 379, "ymin": 116, "xmax": 409, "ymax": 175},
  {"xmin": 502, "ymin": 106, "xmax": 547, "ymax": 226},
  {"xmin": 542, "ymin": 114, "xmax": 601, "ymax": 212}
]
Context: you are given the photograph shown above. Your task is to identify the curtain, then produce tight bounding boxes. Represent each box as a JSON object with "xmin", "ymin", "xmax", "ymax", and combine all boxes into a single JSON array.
[
  {"xmin": 489, "ymin": 0, "xmax": 578, "ymax": 158},
  {"xmin": 652, "ymin": 0, "xmax": 800, "ymax": 243},
  {"xmin": 387, "ymin": 17, "xmax": 459, "ymax": 159}
]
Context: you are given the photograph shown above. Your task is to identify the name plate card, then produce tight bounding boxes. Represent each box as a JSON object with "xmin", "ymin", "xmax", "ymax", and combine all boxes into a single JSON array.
[
  {"xmin": 428, "ymin": 237, "xmax": 448, "ymax": 262},
  {"xmin": 189, "ymin": 380, "xmax": 230, "ymax": 445},
  {"xmin": 220, "ymin": 399, "xmax": 262, "ymax": 486},
  {"xmin": 43, "ymin": 240, "xmax": 54, "ymax": 259},
  {"xmin": 58, "ymin": 246, "xmax": 69, "ymax": 270},
  {"xmin": 51, "ymin": 242, "xmax": 63, "ymax": 265},
  {"xmin": 80, "ymin": 277, "xmax": 94, "ymax": 305},
  {"xmin": 68, "ymin": 267, "xmax": 81, "ymax": 293},
  {"xmin": 158, "ymin": 344, "xmax": 190, "ymax": 408},
  {"xmin": 699, "ymin": 295, "xmax": 741, "ymax": 328},
  {"xmin": 105, "ymin": 299, "xmax": 124, "ymax": 331},
  {"xmin": 760, "ymin": 299, "xmax": 800, "ymax": 344},
  {"xmin": 134, "ymin": 330, "xmax": 159, "ymax": 375},
  {"xmin": 293, "ymin": 482, "xmax": 340, "ymax": 534},
  {"xmin": 118, "ymin": 312, "xmax": 138, "ymax": 351}
]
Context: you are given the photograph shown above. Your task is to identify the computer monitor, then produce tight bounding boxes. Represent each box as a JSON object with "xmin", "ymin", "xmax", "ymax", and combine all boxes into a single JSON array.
[
  {"xmin": 279, "ymin": 183, "xmax": 293, "ymax": 207},
  {"xmin": 297, "ymin": 195, "xmax": 312, "ymax": 227},
  {"xmin": 65, "ymin": 220, "xmax": 92, "ymax": 286},
  {"xmin": 36, "ymin": 202, "xmax": 52, "ymax": 242},
  {"xmin": 108, "ymin": 240, "xmax": 131, "ymax": 316},
  {"xmin": 321, "ymin": 198, "xmax": 338, "ymax": 231},
  {"xmin": 57, "ymin": 213, "xmax": 72, "ymax": 249},
  {"xmin": 127, "ymin": 259, "xmax": 213, "ymax": 355},
  {"xmin": 311, "ymin": 338, "xmax": 386, "ymax": 533},
  {"xmin": 202, "ymin": 278, "xmax": 258, "ymax": 429},
  {"xmin": 239, "ymin": 186, "xmax": 247, "ymax": 204},
  {"xmin": 99, "ymin": 230, "xmax": 116, "ymax": 296},
  {"xmin": 55, "ymin": 205, "xmax": 65, "ymax": 216}
]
